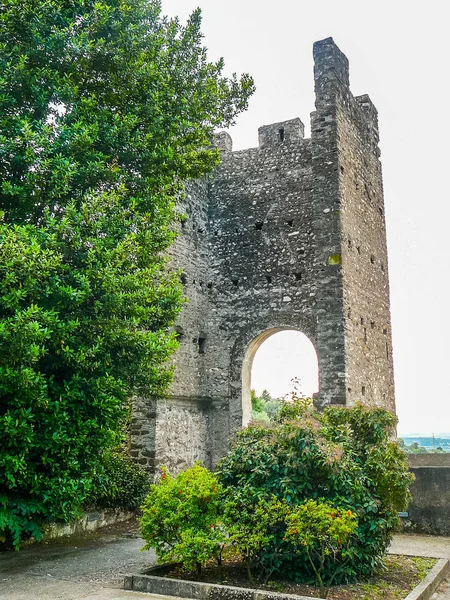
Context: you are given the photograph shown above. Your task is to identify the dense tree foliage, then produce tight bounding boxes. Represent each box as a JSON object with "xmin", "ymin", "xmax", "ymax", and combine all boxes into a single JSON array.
[
  {"xmin": 251, "ymin": 388, "xmax": 283, "ymax": 422},
  {"xmin": 0, "ymin": 0, "xmax": 254, "ymax": 546}
]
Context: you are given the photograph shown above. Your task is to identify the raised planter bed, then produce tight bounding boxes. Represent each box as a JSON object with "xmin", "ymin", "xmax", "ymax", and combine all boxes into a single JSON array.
[{"xmin": 124, "ymin": 556, "xmax": 450, "ymax": 600}]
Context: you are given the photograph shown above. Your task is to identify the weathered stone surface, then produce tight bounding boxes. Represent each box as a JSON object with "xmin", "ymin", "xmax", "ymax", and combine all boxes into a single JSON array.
[
  {"xmin": 132, "ymin": 38, "xmax": 396, "ymax": 477},
  {"xmin": 42, "ymin": 509, "xmax": 135, "ymax": 541}
]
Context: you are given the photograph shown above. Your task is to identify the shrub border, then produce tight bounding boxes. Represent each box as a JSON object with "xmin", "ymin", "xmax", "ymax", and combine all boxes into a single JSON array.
[{"xmin": 124, "ymin": 558, "xmax": 450, "ymax": 600}]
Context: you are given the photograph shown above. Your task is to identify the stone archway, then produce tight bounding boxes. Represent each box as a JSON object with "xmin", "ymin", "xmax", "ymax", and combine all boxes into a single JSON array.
[
  {"xmin": 228, "ymin": 316, "xmax": 317, "ymax": 435},
  {"xmin": 241, "ymin": 328, "xmax": 319, "ymax": 426}
]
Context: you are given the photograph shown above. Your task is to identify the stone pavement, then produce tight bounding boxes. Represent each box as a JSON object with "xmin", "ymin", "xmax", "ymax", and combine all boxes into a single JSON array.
[
  {"xmin": 0, "ymin": 518, "xmax": 156, "ymax": 600},
  {"xmin": 390, "ymin": 534, "xmax": 450, "ymax": 599},
  {"xmin": 2, "ymin": 520, "xmax": 450, "ymax": 600}
]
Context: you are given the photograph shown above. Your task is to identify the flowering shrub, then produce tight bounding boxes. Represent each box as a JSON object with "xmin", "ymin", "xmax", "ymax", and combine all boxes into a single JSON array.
[
  {"xmin": 140, "ymin": 463, "xmax": 225, "ymax": 574},
  {"xmin": 285, "ymin": 500, "xmax": 358, "ymax": 588},
  {"xmin": 140, "ymin": 403, "xmax": 412, "ymax": 587},
  {"xmin": 218, "ymin": 400, "xmax": 413, "ymax": 583}
]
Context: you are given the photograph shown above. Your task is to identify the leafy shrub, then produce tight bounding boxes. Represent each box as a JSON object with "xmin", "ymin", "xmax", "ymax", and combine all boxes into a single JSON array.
[
  {"xmin": 140, "ymin": 463, "xmax": 226, "ymax": 574},
  {"xmin": 284, "ymin": 500, "xmax": 358, "ymax": 588},
  {"xmin": 85, "ymin": 449, "xmax": 150, "ymax": 511},
  {"xmin": 218, "ymin": 400, "xmax": 413, "ymax": 584},
  {"xmin": 223, "ymin": 492, "xmax": 288, "ymax": 582},
  {"xmin": 0, "ymin": 220, "xmax": 179, "ymax": 548}
]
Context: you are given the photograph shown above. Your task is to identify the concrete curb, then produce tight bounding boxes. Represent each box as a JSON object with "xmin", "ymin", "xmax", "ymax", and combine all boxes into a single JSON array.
[
  {"xmin": 123, "ymin": 574, "xmax": 324, "ymax": 600},
  {"xmin": 403, "ymin": 558, "xmax": 449, "ymax": 600},
  {"xmin": 124, "ymin": 558, "xmax": 448, "ymax": 600}
]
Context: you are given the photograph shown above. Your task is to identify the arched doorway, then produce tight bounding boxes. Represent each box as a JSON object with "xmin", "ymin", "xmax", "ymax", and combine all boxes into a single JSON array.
[{"xmin": 242, "ymin": 329, "xmax": 319, "ymax": 426}]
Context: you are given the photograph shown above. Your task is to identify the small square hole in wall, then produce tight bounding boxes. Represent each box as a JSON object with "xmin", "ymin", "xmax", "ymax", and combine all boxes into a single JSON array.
[
  {"xmin": 279, "ymin": 127, "xmax": 285, "ymax": 142},
  {"xmin": 254, "ymin": 222, "xmax": 264, "ymax": 231},
  {"xmin": 207, "ymin": 282, "xmax": 213, "ymax": 289},
  {"xmin": 383, "ymin": 328, "xmax": 388, "ymax": 335},
  {"xmin": 266, "ymin": 275, "xmax": 272, "ymax": 284},
  {"xmin": 198, "ymin": 337, "xmax": 206, "ymax": 354},
  {"xmin": 232, "ymin": 279, "xmax": 239, "ymax": 286},
  {"xmin": 180, "ymin": 273, "xmax": 188, "ymax": 285},
  {"xmin": 294, "ymin": 272, "xmax": 302, "ymax": 281},
  {"xmin": 370, "ymin": 321, "xmax": 375, "ymax": 329},
  {"xmin": 362, "ymin": 385, "xmax": 366, "ymax": 396},
  {"xmin": 286, "ymin": 219, "xmax": 293, "ymax": 227}
]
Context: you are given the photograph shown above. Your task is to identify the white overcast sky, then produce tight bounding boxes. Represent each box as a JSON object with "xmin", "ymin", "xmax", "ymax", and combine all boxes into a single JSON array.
[{"xmin": 161, "ymin": 0, "xmax": 450, "ymax": 435}]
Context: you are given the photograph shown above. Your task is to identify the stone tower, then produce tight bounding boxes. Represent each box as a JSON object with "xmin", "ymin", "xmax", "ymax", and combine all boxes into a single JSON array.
[{"xmin": 131, "ymin": 38, "xmax": 396, "ymax": 476}]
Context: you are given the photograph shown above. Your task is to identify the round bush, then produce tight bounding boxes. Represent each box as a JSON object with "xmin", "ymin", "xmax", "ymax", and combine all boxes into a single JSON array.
[
  {"xmin": 218, "ymin": 401, "xmax": 413, "ymax": 584},
  {"xmin": 140, "ymin": 463, "xmax": 226, "ymax": 574}
]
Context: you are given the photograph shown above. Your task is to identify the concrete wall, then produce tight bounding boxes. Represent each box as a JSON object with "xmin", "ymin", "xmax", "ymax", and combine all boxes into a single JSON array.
[{"xmin": 407, "ymin": 454, "xmax": 450, "ymax": 535}]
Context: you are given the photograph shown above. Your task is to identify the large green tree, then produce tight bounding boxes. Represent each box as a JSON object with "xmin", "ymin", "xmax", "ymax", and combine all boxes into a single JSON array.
[{"xmin": 0, "ymin": 0, "xmax": 254, "ymax": 546}]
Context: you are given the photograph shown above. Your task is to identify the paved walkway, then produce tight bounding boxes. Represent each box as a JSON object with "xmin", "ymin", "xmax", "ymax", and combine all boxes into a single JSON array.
[
  {"xmin": 389, "ymin": 534, "xmax": 450, "ymax": 599},
  {"xmin": 1, "ymin": 520, "xmax": 450, "ymax": 599},
  {"xmin": 0, "ymin": 519, "xmax": 155, "ymax": 599}
]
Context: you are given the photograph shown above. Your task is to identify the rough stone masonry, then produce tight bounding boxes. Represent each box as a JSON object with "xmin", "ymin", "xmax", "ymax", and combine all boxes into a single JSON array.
[{"xmin": 131, "ymin": 37, "xmax": 396, "ymax": 477}]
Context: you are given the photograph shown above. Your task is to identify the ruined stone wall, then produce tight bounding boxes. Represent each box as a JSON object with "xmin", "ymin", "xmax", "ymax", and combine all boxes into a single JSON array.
[
  {"xmin": 310, "ymin": 39, "xmax": 395, "ymax": 411},
  {"xmin": 131, "ymin": 179, "xmax": 213, "ymax": 474},
  {"xmin": 132, "ymin": 38, "xmax": 397, "ymax": 476},
  {"xmin": 406, "ymin": 454, "xmax": 450, "ymax": 535},
  {"xmin": 311, "ymin": 39, "xmax": 395, "ymax": 411},
  {"xmin": 205, "ymin": 121, "xmax": 318, "ymax": 435}
]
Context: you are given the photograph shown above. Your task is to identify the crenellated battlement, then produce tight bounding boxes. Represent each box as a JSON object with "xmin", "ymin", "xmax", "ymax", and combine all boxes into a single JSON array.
[{"xmin": 216, "ymin": 38, "xmax": 379, "ymax": 158}]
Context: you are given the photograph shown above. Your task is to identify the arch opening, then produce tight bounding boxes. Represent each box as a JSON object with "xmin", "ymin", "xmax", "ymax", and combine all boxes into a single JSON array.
[{"xmin": 242, "ymin": 329, "xmax": 319, "ymax": 426}]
